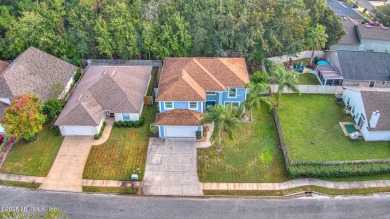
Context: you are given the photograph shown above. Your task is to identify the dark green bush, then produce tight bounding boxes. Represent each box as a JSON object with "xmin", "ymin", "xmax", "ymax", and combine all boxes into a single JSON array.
[
  {"xmin": 134, "ymin": 120, "xmax": 141, "ymax": 128},
  {"xmin": 94, "ymin": 134, "xmax": 100, "ymax": 140},
  {"xmin": 24, "ymin": 134, "xmax": 39, "ymax": 143},
  {"xmin": 125, "ymin": 121, "xmax": 130, "ymax": 127},
  {"xmin": 288, "ymin": 162, "xmax": 390, "ymax": 178},
  {"xmin": 139, "ymin": 116, "xmax": 145, "ymax": 125},
  {"xmin": 196, "ymin": 131, "xmax": 202, "ymax": 140},
  {"xmin": 113, "ymin": 121, "xmax": 117, "ymax": 127},
  {"xmin": 103, "ymin": 121, "xmax": 106, "ymax": 126},
  {"xmin": 127, "ymin": 121, "xmax": 133, "ymax": 127},
  {"xmin": 73, "ymin": 68, "xmax": 82, "ymax": 82},
  {"xmin": 117, "ymin": 121, "xmax": 123, "ymax": 127}
]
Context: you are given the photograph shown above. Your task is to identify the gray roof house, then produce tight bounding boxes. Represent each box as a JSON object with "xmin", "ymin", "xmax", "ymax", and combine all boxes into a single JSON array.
[
  {"xmin": 0, "ymin": 47, "xmax": 78, "ymax": 134},
  {"xmin": 330, "ymin": 17, "xmax": 390, "ymax": 52},
  {"xmin": 55, "ymin": 65, "xmax": 152, "ymax": 136},
  {"xmin": 323, "ymin": 50, "xmax": 390, "ymax": 87},
  {"xmin": 343, "ymin": 86, "xmax": 390, "ymax": 141}
]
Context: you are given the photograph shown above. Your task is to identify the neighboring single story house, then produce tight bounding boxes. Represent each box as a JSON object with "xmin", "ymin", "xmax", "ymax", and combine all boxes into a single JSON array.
[
  {"xmin": 326, "ymin": 0, "xmax": 364, "ymax": 20},
  {"xmin": 55, "ymin": 65, "xmax": 152, "ymax": 136},
  {"xmin": 330, "ymin": 17, "xmax": 390, "ymax": 52},
  {"xmin": 155, "ymin": 57, "xmax": 250, "ymax": 138},
  {"xmin": 0, "ymin": 47, "xmax": 78, "ymax": 134},
  {"xmin": 323, "ymin": 50, "xmax": 390, "ymax": 87},
  {"xmin": 343, "ymin": 86, "xmax": 390, "ymax": 141}
]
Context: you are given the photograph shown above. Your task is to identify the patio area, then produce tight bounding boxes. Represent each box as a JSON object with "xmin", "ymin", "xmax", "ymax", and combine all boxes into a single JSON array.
[{"xmin": 339, "ymin": 122, "xmax": 362, "ymax": 138}]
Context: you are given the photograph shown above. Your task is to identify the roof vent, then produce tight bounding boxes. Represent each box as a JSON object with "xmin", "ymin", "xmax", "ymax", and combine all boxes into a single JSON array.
[
  {"xmin": 77, "ymin": 95, "xmax": 83, "ymax": 102},
  {"xmin": 382, "ymin": 27, "xmax": 389, "ymax": 30},
  {"xmin": 365, "ymin": 25, "xmax": 372, "ymax": 28},
  {"xmin": 102, "ymin": 69, "xmax": 107, "ymax": 76},
  {"xmin": 112, "ymin": 69, "xmax": 117, "ymax": 76}
]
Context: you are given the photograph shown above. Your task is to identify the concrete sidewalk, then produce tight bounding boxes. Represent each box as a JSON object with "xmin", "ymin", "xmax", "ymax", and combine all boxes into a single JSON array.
[
  {"xmin": 202, "ymin": 179, "xmax": 390, "ymax": 191},
  {"xmin": 82, "ymin": 179, "xmax": 140, "ymax": 188},
  {"xmin": 0, "ymin": 174, "xmax": 45, "ymax": 184}
]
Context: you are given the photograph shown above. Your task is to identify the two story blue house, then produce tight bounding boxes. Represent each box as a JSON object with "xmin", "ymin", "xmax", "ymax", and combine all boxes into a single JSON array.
[{"xmin": 155, "ymin": 57, "xmax": 250, "ymax": 138}]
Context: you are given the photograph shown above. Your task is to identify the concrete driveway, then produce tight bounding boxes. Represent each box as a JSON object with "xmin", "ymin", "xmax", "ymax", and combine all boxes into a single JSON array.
[
  {"xmin": 39, "ymin": 119, "xmax": 113, "ymax": 192},
  {"xmin": 142, "ymin": 138, "xmax": 203, "ymax": 196}
]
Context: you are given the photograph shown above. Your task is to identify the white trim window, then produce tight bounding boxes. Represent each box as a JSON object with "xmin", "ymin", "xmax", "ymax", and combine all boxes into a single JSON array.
[
  {"xmin": 206, "ymin": 91, "xmax": 217, "ymax": 95},
  {"xmin": 224, "ymin": 101, "xmax": 240, "ymax": 107},
  {"xmin": 189, "ymin": 102, "xmax": 198, "ymax": 110},
  {"xmin": 381, "ymin": 81, "xmax": 386, "ymax": 86},
  {"xmin": 164, "ymin": 102, "xmax": 173, "ymax": 110},
  {"xmin": 122, "ymin": 113, "xmax": 130, "ymax": 121},
  {"xmin": 228, "ymin": 88, "xmax": 237, "ymax": 98}
]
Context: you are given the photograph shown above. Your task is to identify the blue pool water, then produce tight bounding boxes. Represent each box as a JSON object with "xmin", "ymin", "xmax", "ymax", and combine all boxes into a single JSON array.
[{"xmin": 317, "ymin": 60, "xmax": 329, "ymax": 66}]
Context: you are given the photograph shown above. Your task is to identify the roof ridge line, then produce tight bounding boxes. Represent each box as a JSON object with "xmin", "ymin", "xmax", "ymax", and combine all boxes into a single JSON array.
[
  {"xmin": 192, "ymin": 58, "xmax": 226, "ymax": 90},
  {"xmin": 217, "ymin": 58, "xmax": 248, "ymax": 86},
  {"xmin": 181, "ymin": 69, "xmax": 206, "ymax": 100}
]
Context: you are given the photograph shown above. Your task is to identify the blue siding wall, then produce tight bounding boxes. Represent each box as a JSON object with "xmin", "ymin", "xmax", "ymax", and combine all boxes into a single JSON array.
[
  {"xmin": 158, "ymin": 101, "xmax": 203, "ymax": 113},
  {"xmin": 222, "ymin": 88, "xmax": 246, "ymax": 105},
  {"xmin": 206, "ymin": 94, "xmax": 218, "ymax": 102}
]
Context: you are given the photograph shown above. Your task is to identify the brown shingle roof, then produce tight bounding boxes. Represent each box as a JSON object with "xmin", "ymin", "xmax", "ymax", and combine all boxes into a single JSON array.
[
  {"xmin": 361, "ymin": 90, "xmax": 390, "ymax": 131},
  {"xmin": 357, "ymin": 24, "xmax": 390, "ymax": 41},
  {"xmin": 157, "ymin": 58, "xmax": 249, "ymax": 101},
  {"xmin": 155, "ymin": 109, "xmax": 202, "ymax": 126},
  {"xmin": 55, "ymin": 65, "xmax": 152, "ymax": 126},
  {"xmin": 0, "ymin": 47, "xmax": 77, "ymax": 100},
  {"xmin": 0, "ymin": 60, "xmax": 9, "ymax": 74}
]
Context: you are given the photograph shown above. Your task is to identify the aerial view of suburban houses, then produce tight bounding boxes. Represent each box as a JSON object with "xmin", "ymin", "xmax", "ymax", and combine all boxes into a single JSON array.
[{"xmin": 0, "ymin": 0, "xmax": 389, "ymax": 217}]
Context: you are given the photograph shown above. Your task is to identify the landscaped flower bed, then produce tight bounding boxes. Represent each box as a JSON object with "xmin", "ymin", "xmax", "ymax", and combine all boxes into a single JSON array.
[{"xmin": 0, "ymin": 139, "xmax": 17, "ymax": 167}]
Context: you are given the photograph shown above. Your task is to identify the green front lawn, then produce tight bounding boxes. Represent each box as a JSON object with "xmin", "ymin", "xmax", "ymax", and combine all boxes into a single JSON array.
[
  {"xmin": 198, "ymin": 105, "xmax": 288, "ymax": 183},
  {"xmin": 277, "ymin": 94, "xmax": 390, "ymax": 162},
  {"xmin": 0, "ymin": 127, "xmax": 63, "ymax": 176},
  {"xmin": 298, "ymin": 74, "xmax": 320, "ymax": 85},
  {"xmin": 83, "ymin": 104, "xmax": 158, "ymax": 180}
]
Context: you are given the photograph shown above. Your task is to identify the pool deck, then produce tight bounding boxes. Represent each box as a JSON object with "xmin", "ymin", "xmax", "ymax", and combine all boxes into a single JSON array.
[{"xmin": 339, "ymin": 122, "xmax": 362, "ymax": 137}]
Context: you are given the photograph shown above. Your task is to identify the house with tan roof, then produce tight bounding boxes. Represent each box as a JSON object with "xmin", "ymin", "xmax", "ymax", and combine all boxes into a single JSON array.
[
  {"xmin": 343, "ymin": 86, "xmax": 390, "ymax": 141},
  {"xmin": 155, "ymin": 57, "xmax": 250, "ymax": 138},
  {"xmin": 0, "ymin": 47, "xmax": 78, "ymax": 134},
  {"xmin": 55, "ymin": 65, "xmax": 152, "ymax": 136}
]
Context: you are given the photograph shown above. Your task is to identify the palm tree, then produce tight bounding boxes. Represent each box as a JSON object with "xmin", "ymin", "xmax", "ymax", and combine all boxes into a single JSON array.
[
  {"xmin": 270, "ymin": 65, "xmax": 300, "ymax": 106},
  {"xmin": 307, "ymin": 24, "xmax": 328, "ymax": 66},
  {"xmin": 201, "ymin": 104, "xmax": 240, "ymax": 151},
  {"xmin": 244, "ymin": 82, "xmax": 275, "ymax": 121}
]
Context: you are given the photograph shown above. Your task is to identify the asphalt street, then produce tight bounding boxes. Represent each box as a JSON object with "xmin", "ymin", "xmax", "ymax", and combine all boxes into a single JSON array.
[
  {"xmin": 358, "ymin": 0, "xmax": 374, "ymax": 11},
  {"xmin": 1, "ymin": 187, "xmax": 390, "ymax": 219}
]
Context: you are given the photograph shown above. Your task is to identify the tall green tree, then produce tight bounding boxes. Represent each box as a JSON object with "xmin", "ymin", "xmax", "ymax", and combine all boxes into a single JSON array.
[
  {"xmin": 371, "ymin": 5, "xmax": 390, "ymax": 27},
  {"xmin": 269, "ymin": 65, "xmax": 300, "ymax": 106},
  {"xmin": 201, "ymin": 104, "xmax": 240, "ymax": 150},
  {"xmin": 0, "ymin": 94, "xmax": 46, "ymax": 141},
  {"xmin": 306, "ymin": 24, "xmax": 328, "ymax": 66},
  {"xmin": 244, "ymin": 82, "xmax": 275, "ymax": 121}
]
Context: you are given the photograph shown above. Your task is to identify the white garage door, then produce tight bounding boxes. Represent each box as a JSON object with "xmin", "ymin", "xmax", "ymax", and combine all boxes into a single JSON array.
[
  {"xmin": 61, "ymin": 126, "xmax": 96, "ymax": 136},
  {"xmin": 165, "ymin": 126, "xmax": 197, "ymax": 138}
]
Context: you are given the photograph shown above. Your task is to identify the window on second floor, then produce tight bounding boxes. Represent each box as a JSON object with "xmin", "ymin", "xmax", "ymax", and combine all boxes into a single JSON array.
[
  {"xmin": 189, "ymin": 102, "xmax": 198, "ymax": 110},
  {"xmin": 228, "ymin": 88, "xmax": 237, "ymax": 98},
  {"xmin": 165, "ymin": 102, "xmax": 173, "ymax": 109}
]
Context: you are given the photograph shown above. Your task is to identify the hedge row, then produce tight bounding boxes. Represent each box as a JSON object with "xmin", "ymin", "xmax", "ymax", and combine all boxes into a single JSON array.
[
  {"xmin": 114, "ymin": 116, "xmax": 145, "ymax": 128},
  {"xmin": 94, "ymin": 121, "xmax": 107, "ymax": 140},
  {"xmin": 288, "ymin": 162, "xmax": 390, "ymax": 178}
]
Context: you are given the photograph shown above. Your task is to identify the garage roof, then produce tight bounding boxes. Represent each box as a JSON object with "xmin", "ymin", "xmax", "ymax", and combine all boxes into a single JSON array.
[{"xmin": 155, "ymin": 109, "xmax": 202, "ymax": 126}]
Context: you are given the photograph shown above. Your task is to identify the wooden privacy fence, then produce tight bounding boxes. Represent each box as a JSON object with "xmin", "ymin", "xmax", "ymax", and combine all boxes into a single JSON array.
[
  {"xmin": 270, "ymin": 85, "xmax": 343, "ymax": 94},
  {"xmin": 272, "ymin": 107, "xmax": 292, "ymax": 165},
  {"xmin": 85, "ymin": 59, "xmax": 162, "ymax": 67},
  {"xmin": 267, "ymin": 50, "xmax": 325, "ymax": 63}
]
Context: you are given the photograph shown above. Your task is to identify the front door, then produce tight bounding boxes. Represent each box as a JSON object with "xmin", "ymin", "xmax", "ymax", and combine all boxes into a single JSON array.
[{"xmin": 205, "ymin": 101, "xmax": 216, "ymax": 111}]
